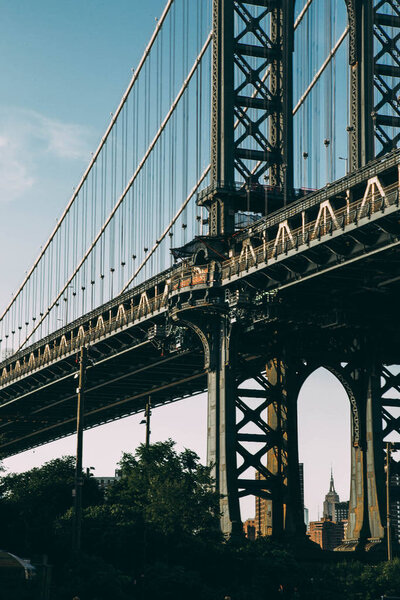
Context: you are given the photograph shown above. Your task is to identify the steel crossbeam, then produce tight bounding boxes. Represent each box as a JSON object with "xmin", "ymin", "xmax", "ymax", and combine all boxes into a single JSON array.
[{"xmin": 205, "ymin": 0, "xmax": 293, "ymax": 234}]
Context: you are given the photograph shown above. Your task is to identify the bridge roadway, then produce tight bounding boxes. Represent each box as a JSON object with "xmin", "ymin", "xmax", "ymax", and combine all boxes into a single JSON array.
[{"xmin": 1, "ymin": 149, "xmax": 400, "ymax": 457}]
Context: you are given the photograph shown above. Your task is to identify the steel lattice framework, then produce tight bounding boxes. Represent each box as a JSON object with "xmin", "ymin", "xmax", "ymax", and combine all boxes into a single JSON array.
[
  {"xmin": 347, "ymin": 0, "xmax": 400, "ymax": 167},
  {"xmin": 197, "ymin": 0, "xmax": 400, "ymax": 545}
]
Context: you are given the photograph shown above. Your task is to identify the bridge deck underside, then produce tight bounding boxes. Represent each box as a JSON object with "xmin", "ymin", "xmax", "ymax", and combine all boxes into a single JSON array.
[{"xmin": 0, "ymin": 333, "xmax": 207, "ymax": 457}]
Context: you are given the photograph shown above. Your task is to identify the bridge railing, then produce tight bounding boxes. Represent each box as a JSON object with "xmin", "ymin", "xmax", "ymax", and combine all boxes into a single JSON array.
[
  {"xmin": 0, "ymin": 264, "xmax": 217, "ymax": 388},
  {"xmin": 0, "ymin": 290, "xmax": 168, "ymax": 386},
  {"xmin": 1, "ymin": 172, "xmax": 399, "ymax": 387},
  {"xmin": 221, "ymin": 181, "xmax": 400, "ymax": 279}
]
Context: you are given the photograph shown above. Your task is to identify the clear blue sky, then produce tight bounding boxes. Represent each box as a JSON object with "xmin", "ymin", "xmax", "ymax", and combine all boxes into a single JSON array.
[{"xmin": 0, "ymin": 0, "xmax": 350, "ymax": 522}]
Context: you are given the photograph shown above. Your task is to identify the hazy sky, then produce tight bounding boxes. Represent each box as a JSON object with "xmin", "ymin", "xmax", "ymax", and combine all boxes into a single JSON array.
[{"xmin": 0, "ymin": 0, "xmax": 350, "ymax": 522}]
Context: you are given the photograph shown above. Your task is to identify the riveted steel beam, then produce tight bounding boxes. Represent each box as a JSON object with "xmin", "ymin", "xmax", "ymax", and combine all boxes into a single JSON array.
[{"xmin": 208, "ymin": 0, "xmax": 294, "ymax": 235}]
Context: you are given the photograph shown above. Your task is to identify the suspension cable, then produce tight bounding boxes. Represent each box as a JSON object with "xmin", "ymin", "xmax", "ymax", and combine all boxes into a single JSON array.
[
  {"xmin": 293, "ymin": 26, "xmax": 349, "ymax": 115},
  {"xmin": 294, "ymin": 0, "xmax": 314, "ymax": 31},
  {"xmin": 18, "ymin": 32, "xmax": 213, "ymax": 350},
  {"xmin": 120, "ymin": 165, "xmax": 210, "ymax": 294},
  {"xmin": 0, "ymin": 0, "xmax": 176, "ymax": 325}
]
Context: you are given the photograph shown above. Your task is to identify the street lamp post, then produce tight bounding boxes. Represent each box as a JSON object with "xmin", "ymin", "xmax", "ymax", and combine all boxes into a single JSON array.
[
  {"xmin": 145, "ymin": 398, "xmax": 151, "ymax": 448},
  {"xmin": 140, "ymin": 397, "xmax": 152, "ymax": 448},
  {"xmin": 72, "ymin": 346, "xmax": 87, "ymax": 554}
]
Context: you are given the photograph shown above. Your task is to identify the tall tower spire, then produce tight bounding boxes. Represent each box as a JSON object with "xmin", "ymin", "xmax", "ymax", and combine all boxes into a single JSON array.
[
  {"xmin": 323, "ymin": 468, "xmax": 340, "ymax": 520},
  {"xmin": 329, "ymin": 467, "xmax": 335, "ymax": 493}
]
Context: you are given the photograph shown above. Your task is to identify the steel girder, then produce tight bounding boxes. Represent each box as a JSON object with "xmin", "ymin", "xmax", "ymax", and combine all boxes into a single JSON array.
[
  {"xmin": 209, "ymin": 0, "xmax": 399, "ymax": 233},
  {"xmin": 177, "ymin": 293, "xmax": 400, "ymax": 547},
  {"xmin": 347, "ymin": 0, "xmax": 400, "ymax": 169},
  {"xmin": 209, "ymin": 0, "xmax": 293, "ymax": 234},
  {"xmin": 373, "ymin": 1, "xmax": 400, "ymax": 156},
  {"xmin": 178, "ymin": 307, "xmax": 305, "ymax": 538}
]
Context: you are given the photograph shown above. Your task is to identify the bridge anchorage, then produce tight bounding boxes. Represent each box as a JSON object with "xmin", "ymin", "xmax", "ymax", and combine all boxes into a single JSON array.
[{"xmin": 1, "ymin": 0, "xmax": 400, "ymax": 552}]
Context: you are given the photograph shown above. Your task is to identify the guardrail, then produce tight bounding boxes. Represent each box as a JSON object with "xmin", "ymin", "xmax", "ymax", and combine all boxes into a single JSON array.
[{"xmin": 222, "ymin": 182, "xmax": 399, "ymax": 280}]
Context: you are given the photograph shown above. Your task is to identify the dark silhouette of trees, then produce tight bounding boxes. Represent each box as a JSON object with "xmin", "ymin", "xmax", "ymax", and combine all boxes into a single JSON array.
[
  {"xmin": 0, "ymin": 456, "xmax": 102, "ymax": 555},
  {"xmin": 1, "ymin": 443, "xmax": 400, "ymax": 600}
]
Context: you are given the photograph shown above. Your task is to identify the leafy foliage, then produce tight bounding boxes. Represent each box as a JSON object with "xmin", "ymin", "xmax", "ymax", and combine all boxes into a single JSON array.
[
  {"xmin": 0, "ymin": 456, "xmax": 103, "ymax": 555},
  {"xmin": 107, "ymin": 440, "xmax": 221, "ymax": 539}
]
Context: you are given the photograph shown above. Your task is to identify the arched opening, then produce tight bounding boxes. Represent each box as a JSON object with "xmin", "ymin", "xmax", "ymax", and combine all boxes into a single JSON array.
[
  {"xmin": 297, "ymin": 366, "xmax": 351, "ymax": 547},
  {"xmin": 293, "ymin": 0, "xmax": 350, "ymax": 189}
]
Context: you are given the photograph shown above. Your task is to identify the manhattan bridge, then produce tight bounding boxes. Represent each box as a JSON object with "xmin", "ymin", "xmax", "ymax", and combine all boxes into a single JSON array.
[{"xmin": 0, "ymin": 0, "xmax": 400, "ymax": 551}]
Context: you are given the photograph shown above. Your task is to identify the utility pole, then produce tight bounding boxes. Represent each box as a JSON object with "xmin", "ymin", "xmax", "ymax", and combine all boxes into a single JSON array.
[
  {"xmin": 145, "ymin": 397, "xmax": 151, "ymax": 448},
  {"xmin": 72, "ymin": 345, "xmax": 87, "ymax": 554},
  {"xmin": 386, "ymin": 441, "xmax": 393, "ymax": 562}
]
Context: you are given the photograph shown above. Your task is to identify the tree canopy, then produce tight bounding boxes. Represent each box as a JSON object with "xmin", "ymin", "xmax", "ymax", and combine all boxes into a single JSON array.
[
  {"xmin": 1, "ymin": 442, "xmax": 400, "ymax": 600},
  {"xmin": 107, "ymin": 440, "xmax": 221, "ymax": 538},
  {"xmin": 0, "ymin": 455, "xmax": 102, "ymax": 555}
]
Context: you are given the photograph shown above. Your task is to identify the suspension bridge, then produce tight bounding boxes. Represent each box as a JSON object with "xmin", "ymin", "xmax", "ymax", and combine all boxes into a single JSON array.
[{"xmin": 1, "ymin": 0, "xmax": 400, "ymax": 549}]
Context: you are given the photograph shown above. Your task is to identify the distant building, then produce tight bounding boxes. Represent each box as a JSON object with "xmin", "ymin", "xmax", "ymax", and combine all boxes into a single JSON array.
[
  {"xmin": 304, "ymin": 507, "xmax": 309, "ymax": 530},
  {"xmin": 391, "ymin": 472, "xmax": 400, "ymax": 544},
  {"xmin": 94, "ymin": 468, "xmax": 121, "ymax": 490},
  {"xmin": 299, "ymin": 463, "xmax": 310, "ymax": 529},
  {"xmin": 308, "ymin": 470, "xmax": 349, "ymax": 549},
  {"xmin": 243, "ymin": 518, "xmax": 256, "ymax": 541},
  {"xmin": 335, "ymin": 501, "xmax": 349, "ymax": 522},
  {"xmin": 251, "ymin": 463, "xmax": 305, "ymax": 538},
  {"xmin": 299, "ymin": 463, "xmax": 304, "ymax": 508},
  {"xmin": 95, "ymin": 476, "xmax": 116, "ymax": 489},
  {"xmin": 308, "ymin": 517, "xmax": 344, "ymax": 551},
  {"xmin": 254, "ymin": 472, "xmax": 271, "ymax": 537},
  {"xmin": 323, "ymin": 470, "xmax": 340, "ymax": 520}
]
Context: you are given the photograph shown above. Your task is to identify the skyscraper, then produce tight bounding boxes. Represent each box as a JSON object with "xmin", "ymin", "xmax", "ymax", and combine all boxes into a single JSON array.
[
  {"xmin": 334, "ymin": 501, "xmax": 349, "ymax": 522},
  {"xmin": 323, "ymin": 469, "xmax": 340, "ymax": 520},
  {"xmin": 252, "ymin": 464, "xmax": 306, "ymax": 537},
  {"xmin": 307, "ymin": 469, "xmax": 349, "ymax": 550},
  {"xmin": 391, "ymin": 472, "xmax": 400, "ymax": 545},
  {"xmin": 308, "ymin": 518, "xmax": 344, "ymax": 551}
]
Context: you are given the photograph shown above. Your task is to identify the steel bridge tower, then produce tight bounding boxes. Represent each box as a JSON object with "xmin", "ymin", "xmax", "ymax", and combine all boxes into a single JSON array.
[{"xmin": 190, "ymin": 0, "xmax": 400, "ymax": 548}]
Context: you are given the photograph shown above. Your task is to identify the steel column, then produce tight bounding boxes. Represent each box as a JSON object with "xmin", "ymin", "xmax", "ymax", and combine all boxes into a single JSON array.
[
  {"xmin": 208, "ymin": 0, "xmax": 294, "ymax": 235},
  {"xmin": 263, "ymin": 356, "xmax": 304, "ymax": 537},
  {"xmin": 207, "ymin": 315, "xmax": 242, "ymax": 536},
  {"xmin": 347, "ymin": 0, "xmax": 374, "ymax": 171},
  {"xmin": 347, "ymin": 0, "xmax": 400, "ymax": 169},
  {"xmin": 329, "ymin": 355, "xmax": 399, "ymax": 551},
  {"xmin": 207, "ymin": 328, "xmax": 304, "ymax": 537}
]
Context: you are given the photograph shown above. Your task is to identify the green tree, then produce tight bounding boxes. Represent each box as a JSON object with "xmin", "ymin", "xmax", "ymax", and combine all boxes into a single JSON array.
[
  {"xmin": 0, "ymin": 456, "xmax": 103, "ymax": 556},
  {"xmin": 107, "ymin": 440, "xmax": 221, "ymax": 540}
]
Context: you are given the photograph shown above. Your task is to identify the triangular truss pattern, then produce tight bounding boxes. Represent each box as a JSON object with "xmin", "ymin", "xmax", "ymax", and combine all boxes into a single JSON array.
[{"xmin": 232, "ymin": 2, "xmax": 279, "ymax": 184}]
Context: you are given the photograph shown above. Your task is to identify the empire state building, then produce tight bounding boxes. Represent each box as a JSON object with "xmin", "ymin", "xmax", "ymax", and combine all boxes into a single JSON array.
[{"xmin": 323, "ymin": 469, "xmax": 340, "ymax": 520}]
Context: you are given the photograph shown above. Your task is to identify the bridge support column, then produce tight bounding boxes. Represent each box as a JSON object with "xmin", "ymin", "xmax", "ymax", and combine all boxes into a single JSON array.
[
  {"xmin": 206, "ymin": 319, "xmax": 305, "ymax": 538},
  {"xmin": 207, "ymin": 315, "xmax": 242, "ymax": 537},
  {"xmin": 262, "ymin": 356, "xmax": 305, "ymax": 538},
  {"xmin": 331, "ymin": 357, "xmax": 388, "ymax": 551}
]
